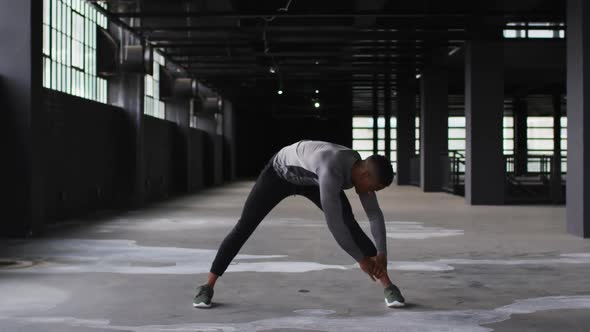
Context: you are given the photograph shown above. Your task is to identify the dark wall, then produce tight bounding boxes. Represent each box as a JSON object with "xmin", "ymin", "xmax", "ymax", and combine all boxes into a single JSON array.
[
  {"xmin": 3, "ymin": 85, "xmax": 235, "ymax": 233},
  {"xmin": 165, "ymin": 100, "xmax": 190, "ymax": 194},
  {"xmin": 195, "ymin": 114, "xmax": 224, "ymax": 186},
  {"xmin": 200, "ymin": 133, "xmax": 224, "ymax": 186},
  {"xmin": 143, "ymin": 115, "xmax": 176, "ymax": 202},
  {"xmin": 189, "ymin": 129, "xmax": 206, "ymax": 191},
  {"xmin": 43, "ymin": 90, "xmax": 131, "ymax": 222},
  {"xmin": 39, "ymin": 91, "xmax": 223, "ymax": 224},
  {"xmin": 39, "ymin": 91, "xmax": 231, "ymax": 223},
  {"xmin": 213, "ymin": 134, "xmax": 224, "ymax": 185}
]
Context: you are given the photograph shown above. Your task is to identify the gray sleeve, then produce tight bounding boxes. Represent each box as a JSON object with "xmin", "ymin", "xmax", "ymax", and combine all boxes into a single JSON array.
[
  {"xmin": 358, "ymin": 191, "xmax": 387, "ymax": 254},
  {"xmin": 318, "ymin": 168, "xmax": 366, "ymax": 262}
]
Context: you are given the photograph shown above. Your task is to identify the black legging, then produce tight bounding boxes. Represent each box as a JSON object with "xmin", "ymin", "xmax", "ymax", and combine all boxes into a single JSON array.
[{"xmin": 209, "ymin": 157, "xmax": 377, "ymax": 276}]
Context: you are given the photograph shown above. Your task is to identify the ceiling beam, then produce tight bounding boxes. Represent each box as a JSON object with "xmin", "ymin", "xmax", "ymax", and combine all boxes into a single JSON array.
[
  {"xmin": 145, "ymin": 32, "xmax": 466, "ymax": 43},
  {"xmin": 151, "ymin": 41, "xmax": 461, "ymax": 48},
  {"xmin": 110, "ymin": 10, "xmax": 562, "ymax": 20},
  {"xmin": 137, "ymin": 25, "xmax": 468, "ymax": 33}
]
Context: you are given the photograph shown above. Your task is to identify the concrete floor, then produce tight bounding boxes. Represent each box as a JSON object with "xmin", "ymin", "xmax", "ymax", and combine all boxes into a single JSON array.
[{"xmin": 1, "ymin": 182, "xmax": 590, "ymax": 331}]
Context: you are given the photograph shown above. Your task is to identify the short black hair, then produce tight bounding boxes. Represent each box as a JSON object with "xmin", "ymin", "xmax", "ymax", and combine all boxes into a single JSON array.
[{"xmin": 366, "ymin": 154, "xmax": 395, "ymax": 186}]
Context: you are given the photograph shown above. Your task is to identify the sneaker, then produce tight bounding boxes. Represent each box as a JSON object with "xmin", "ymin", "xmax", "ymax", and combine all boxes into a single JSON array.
[
  {"xmin": 384, "ymin": 283, "xmax": 405, "ymax": 308},
  {"xmin": 193, "ymin": 284, "xmax": 214, "ymax": 308}
]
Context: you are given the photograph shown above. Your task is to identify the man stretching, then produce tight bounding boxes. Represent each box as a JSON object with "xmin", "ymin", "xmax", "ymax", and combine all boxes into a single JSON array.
[{"xmin": 193, "ymin": 140, "xmax": 405, "ymax": 308}]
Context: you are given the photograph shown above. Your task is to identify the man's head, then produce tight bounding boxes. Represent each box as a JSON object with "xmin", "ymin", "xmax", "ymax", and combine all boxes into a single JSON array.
[{"xmin": 352, "ymin": 154, "xmax": 395, "ymax": 194}]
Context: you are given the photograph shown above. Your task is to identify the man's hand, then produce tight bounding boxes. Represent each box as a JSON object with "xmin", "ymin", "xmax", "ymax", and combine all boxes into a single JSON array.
[
  {"xmin": 372, "ymin": 253, "xmax": 388, "ymax": 279},
  {"xmin": 359, "ymin": 254, "xmax": 389, "ymax": 281},
  {"xmin": 358, "ymin": 256, "xmax": 377, "ymax": 281}
]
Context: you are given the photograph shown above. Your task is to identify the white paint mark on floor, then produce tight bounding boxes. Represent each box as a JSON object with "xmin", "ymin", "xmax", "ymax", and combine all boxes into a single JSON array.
[
  {"xmin": 2, "ymin": 239, "xmax": 590, "ymax": 275},
  {"xmin": 392, "ymin": 261, "xmax": 456, "ymax": 272},
  {"xmin": 376, "ymin": 221, "xmax": 464, "ymax": 239},
  {"xmin": 0, "ymin": 282, "xmax": 69, "ymax": 315},
  {"xmin": 1, "ymin": 296, "xmax": 589, "ymax": 332},
  {"xmin": 293, "ymin": 309, "xmax": 336, "ymax": 316},
  {"xmin": 98, "ymin": 218, "xmax": 464, "ymax": 240},
  {"xmin": 0, "ymin": 239, "xmax": 346, "ymax": 275},
  {"xmin": 228, "ymin": 261, "xmax": 348, "ymax": 273},
  {"xmin": 99, "ymin": 217, "xmax": 237, "ymax": 231},
  {"xmin": 402, "ymin": 253, "xmax": 590, "ymax": 271},
  {"xmin": 275, "ymin": 220, "xmax": 465, "ymax": 239},
  {"xmin": 562, "ymin": 253, "xmax": 590, "ymax": 258}
]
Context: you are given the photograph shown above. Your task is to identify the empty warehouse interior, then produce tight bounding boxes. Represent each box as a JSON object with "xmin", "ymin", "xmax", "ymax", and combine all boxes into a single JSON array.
[{"xmin": 1, "ymin": 0, "xmax": 590, "ymax": 331}]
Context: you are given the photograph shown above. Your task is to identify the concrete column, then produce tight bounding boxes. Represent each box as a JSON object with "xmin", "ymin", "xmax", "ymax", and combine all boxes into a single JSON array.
[
  {"xmin": 396, "ymin": 69, "xmax": 417, "ymax": 185},
  {"xmin": 372, "ymin": 75, "xmax": 379, "ymax": 155},
  {"xmin": 464, "ymin": 21, "xmax": 505, "ymax": 205},
  {"xmin": 165, "ymin": 99, "xmax": 191, "ymax": 193},
  {"xmin": 513, "ymin": 97, "xmax": 528, "ymax": 175},
  {"xmin": 195, "ymin": 113, "xmax": 221, "ymax": 187},
  {"xmin": 108, "ymin": 22, "xmax": 145, "ymax": 207},
  {"xmin": 551, "ymin": 92, "xmax": 563, "ymax": 203},
  {"xmin": 552, "ymin": 93, "xmax": 562, "ymax": 166},
  {"xmin": 223, "ymin": 100, "xmax": 236, "ymax": 181},
  {"xmin": 420, "ymin": 48, "xmax": 448, "ymax": 192},
  {"xmin": 0, "ymin": 0, "xmax": 44, "ymax": 236},
  {"xmin": 566, "ymin": 0, "xmax": 590, "ymax": 237},
  {"xmin": 384, "ymin": 75, "xmax": 392, "ymax": 160}
]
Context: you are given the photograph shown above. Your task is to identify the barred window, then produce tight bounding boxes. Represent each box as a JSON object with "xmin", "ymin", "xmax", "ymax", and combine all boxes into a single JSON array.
[
  {"xmin": 352, "ymin": 116, "xmax": 397, "ymax": 171},
  {"xmin": 42, "ymin": 0, "xmax": 108, "ymax": 103},
  {"xmin": 144, "ymin": 52, "xmax": 166, "ymax": 119}
]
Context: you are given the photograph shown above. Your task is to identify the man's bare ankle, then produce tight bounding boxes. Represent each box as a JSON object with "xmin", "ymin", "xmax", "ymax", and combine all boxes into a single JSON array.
[{"xmin": 379, "ymin": 278, "xmax": 394, "ymax": 288}]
